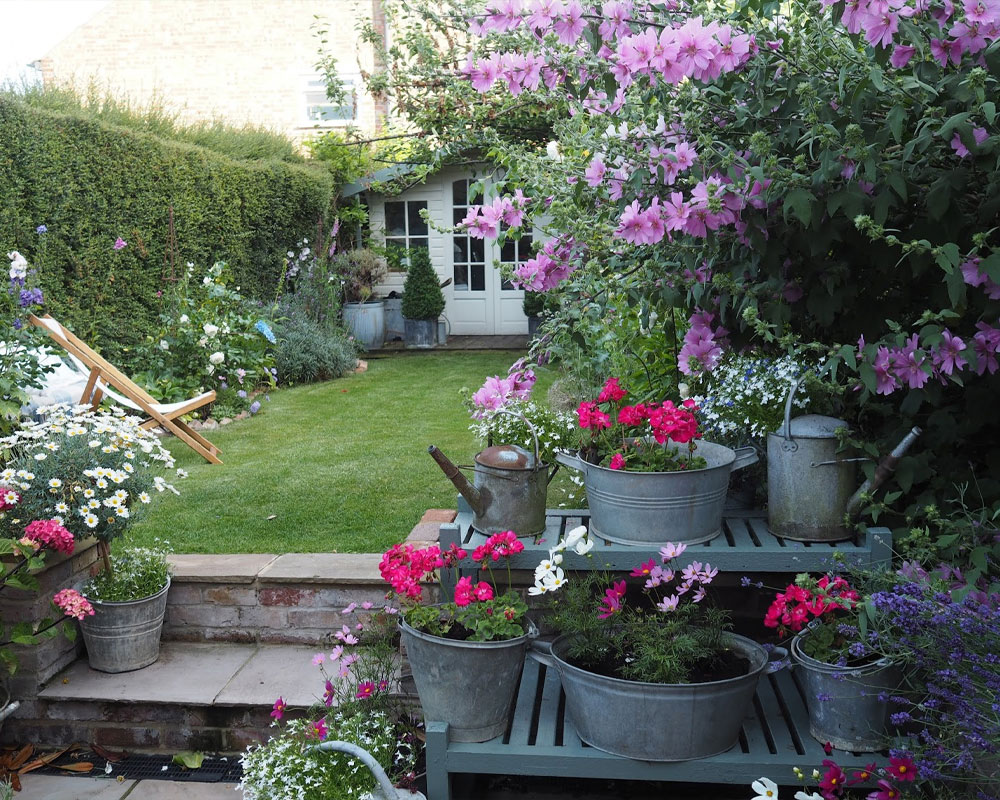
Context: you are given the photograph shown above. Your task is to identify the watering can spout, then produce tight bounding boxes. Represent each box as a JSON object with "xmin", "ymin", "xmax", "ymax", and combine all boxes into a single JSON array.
[
  {"xmin": 427, "ymin": 445, "xmax": 486, "ymax": 516},
  {"xmin": 846, "ymin": 426, "xmax": 922, "ymax": 518}
]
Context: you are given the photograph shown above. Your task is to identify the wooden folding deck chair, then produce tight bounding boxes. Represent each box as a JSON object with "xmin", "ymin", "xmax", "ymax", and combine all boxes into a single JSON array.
[{"xmin": 29, "ymin": 314, "xmax": 222, "ymax": 464}]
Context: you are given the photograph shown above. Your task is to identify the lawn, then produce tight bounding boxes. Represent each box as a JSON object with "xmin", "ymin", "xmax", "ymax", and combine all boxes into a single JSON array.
[{"xmin": 131, "ymin": 351, "xmax": 569, "ymax": 554}]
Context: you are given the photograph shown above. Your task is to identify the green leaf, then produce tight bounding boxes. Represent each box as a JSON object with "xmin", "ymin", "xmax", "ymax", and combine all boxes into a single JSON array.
[
  {"xmin": 886, "ymin": 172, "xmax": 907, "ymax": 202},
  {"xmin": 869, "ymin": 66, "xmax": 886, "ymax": 92},
  {"xmin": 980, "ymin": 252, "xmax": 1000, "ymax": 282},
  {"xmin": 946, "ymin": 268, "xmax": 968, "ymax": 307},
  {"xmin": 783, "ymin": 188, "xmax": 814, "ymax": 226},
  {"xmin": 887, "ymin": 105, "xmax": 905, "ymax": 144},
  {"xmin": 894, "ymin": 457, "xmax": 916, "ymax": 493},
  {"xmin": 172, "ymin": 752, "xmax": 205, "ymax": 770},
  {"xmin": 926, "ymin": 177, "xmax": 952, "ymax": 221},
  {"xmin": 984, "ymin": 100, "xmax": 997, "ymax": 126},
  {"xmin": 937, "ymin": 112, "xmax": 972, "ymax": 139}
]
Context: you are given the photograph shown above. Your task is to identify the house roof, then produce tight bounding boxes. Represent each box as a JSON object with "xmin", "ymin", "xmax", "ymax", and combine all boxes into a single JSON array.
[{"xmin": 341, "ymin": 161, "xmax": 420, "ymax": 197}]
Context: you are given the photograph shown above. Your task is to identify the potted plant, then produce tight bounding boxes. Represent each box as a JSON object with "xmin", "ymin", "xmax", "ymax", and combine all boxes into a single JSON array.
[
  {"xmin": 555, "ymin": 377, "xmax": 757, "ymax": 545},
  {"xmin": 379, "ymin": 533, "xmax": 535, "ymax": 742},
  {"xmin": 522, "ymin": 291, "xmax": 546, "ymax": 337},
  {"xmin": 400, "ymin": 248, "xmax": 445, "ymax": 349},
  {"xmin": 242, "ymin": 602, "xmax": 421, "ymax": 800},
  {"xmin": 0, "ymin": 403, "xmax": 180, "ymax": 673},
  {"xmin": 762, "ymin": 572, "xmax": 902, "ymax": 752},
  {"xmin": 537, "ymin": 529, "xmax": 771, "ymax": 761},
  {"xmin": 336, "ymin": 249, "xmax": 388, "ymax": 350}
]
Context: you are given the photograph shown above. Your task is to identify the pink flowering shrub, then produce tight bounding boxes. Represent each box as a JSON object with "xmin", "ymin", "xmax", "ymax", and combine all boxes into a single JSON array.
[
  {"xmin": 575, "ymin": 377, "xmax": 707, "ymax": 472},
  {"xmin": 380, "ymin": 531, "xmax": 529, "ymax": 642}
]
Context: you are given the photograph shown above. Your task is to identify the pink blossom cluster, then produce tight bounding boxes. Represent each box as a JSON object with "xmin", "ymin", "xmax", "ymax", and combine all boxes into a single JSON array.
[
  {"xmin": 863, "ymin": 321, "xmax": 1000, "ymax": 395},
  {"xmin": 473, "ymin": 0, "xmax": 589, "ymax": 45},
  {"xmin": 463, "ymin": 51, "xmax": 547, "ymax": 95},
  {"xmin": 52, "ymin": 588, "xmax": 94, "ymax": 621},
  {"xmin": 509, "ymin": 236, "xmax": 578, "ymax": 291},
  {"xmin": 470, "ymin": 359, "xmax": 537, "ymax": 417},
  {"xmin": 615, "ymin": 175, "xmax": 746, "ymax": 245},
  {"xmin": 961, "ymin": 257, "xmax": 1000, "ymax": 299},
  {"xmin": 678, "ymin": 311, "xmax": 728, "ymax": 377},
  {"xmin": 378, "ymin": 543, "xmax": 444, "ymax": 600},
  {"xmin": 23, "ymin": 519, "xmax": 75, "ymax": 556},
  {"xmin": 820, "ymin": 0, "xmax": 1000, "ymax": 58},
  {"xmin": 460, "ymin": 190, "xmax": 532, "ymax": 239},
  {"xmin": 951, "ymin": 125, "xmax": 990, "ymax": 157},
  {"xmin": 471, "ymin": 530, "xmax": 526, "ymax": 563},
  {"xmin": 454, "ymin": 576, "xmax": 494, "ymax": 606}
]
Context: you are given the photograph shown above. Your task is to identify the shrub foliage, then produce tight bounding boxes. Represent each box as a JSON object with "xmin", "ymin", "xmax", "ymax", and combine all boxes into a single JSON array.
[{"xmin": 400, "ymin": 247, "xmax": 445, "ymax": 320}]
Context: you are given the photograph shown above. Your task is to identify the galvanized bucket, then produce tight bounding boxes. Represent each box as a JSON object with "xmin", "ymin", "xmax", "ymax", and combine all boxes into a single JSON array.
[
  {"xmin": 556, "ymin": 441, "xmax": 757, "ymax": 545},
  {"xmin": 791, "ymin": 627, "xmax": 902, "ymax": 752},
  {"xmin": 400, "ymin": 617, "xmax": 536, "ymax": 742},
  {"xmin": 549, "ymin": 631, "xmax": 769, "ymax": 761},
  {"xmin": 80, "ymin": 578, "xmax": 170, "ymax": 673}
]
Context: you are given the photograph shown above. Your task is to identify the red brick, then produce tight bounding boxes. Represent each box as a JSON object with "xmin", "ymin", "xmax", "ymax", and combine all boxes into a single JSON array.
[{"xmin": 420, "ymin": 508, "xmax": 457, "ymax": 523}]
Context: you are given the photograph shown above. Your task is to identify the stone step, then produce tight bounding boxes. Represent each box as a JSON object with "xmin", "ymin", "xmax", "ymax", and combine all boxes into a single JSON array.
[{"xmin": 6, "ymin": 641, "xmax": 323, "ymax": 752}]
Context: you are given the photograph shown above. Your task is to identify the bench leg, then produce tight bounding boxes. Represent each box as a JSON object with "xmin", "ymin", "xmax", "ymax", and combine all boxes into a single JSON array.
[{"xmin": 425, "ymin": 721, "xmax": 452, "ymax": 800}]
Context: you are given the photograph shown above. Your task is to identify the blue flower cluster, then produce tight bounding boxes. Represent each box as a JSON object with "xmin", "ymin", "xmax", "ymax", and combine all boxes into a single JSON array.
[{"xmin": 255, "ymin": 320, "xmax": 277, "ymax": 344}]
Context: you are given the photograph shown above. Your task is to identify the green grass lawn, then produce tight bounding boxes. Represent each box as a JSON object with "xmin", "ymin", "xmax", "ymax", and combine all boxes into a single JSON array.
[{"xmin": 131, "ymin": 351, "xmax": 569, "ymax": 554}]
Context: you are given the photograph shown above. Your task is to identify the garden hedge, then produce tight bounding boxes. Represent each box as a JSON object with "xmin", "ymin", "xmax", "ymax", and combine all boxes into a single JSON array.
[{"xmin": 0, "ymin": 97, "xmax": 335, "ymax": 363}]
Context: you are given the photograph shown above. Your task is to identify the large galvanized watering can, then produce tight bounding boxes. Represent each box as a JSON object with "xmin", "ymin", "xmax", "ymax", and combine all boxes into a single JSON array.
[
  {"xmin": 767, "ymin": 376, "xmax": 859, "ymax": 542},
  {"xmin": 428, "ymin": 411, "xmax": 557, "ymax": 537}
]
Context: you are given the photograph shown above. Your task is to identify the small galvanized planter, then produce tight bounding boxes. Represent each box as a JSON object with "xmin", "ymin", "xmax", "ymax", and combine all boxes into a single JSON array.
[
  {"xmin": 549, "ymin": 631, "xmax": 769, "ymax": 761},
  {"xmin": 400, "ymin": 617, "xmax": 535, "ymax": 743},
  {"xmin": 791, "ymin": 627, "xmax": 902, "ymax": 752},
  {"xmin": 80, "ymin": 578, "xmax": 170, "ymax": 673},
  {"xmin": 556, "ymin": 440, "xmax": 757, "ymax": 545}
]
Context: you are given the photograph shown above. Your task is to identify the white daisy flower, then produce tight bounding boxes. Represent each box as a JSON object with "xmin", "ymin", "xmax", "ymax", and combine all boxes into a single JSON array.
[
  {"xmin": 55, "ymin": 502, "xmax": 69, "ymax": 514},
  {"xmin": 48, "ymin": 478, "xmax": 62, "ymax": 489},
  {"xmin": 84, "ymin": 513, "xmax": 99, "ymax": 528},
  {"xmin": 33, "ymin": 453, "xmax": 47, "ymax": 461},
  {"xmin": 138, "ymin": 492, "xmax": 151, "ymax": 504}
]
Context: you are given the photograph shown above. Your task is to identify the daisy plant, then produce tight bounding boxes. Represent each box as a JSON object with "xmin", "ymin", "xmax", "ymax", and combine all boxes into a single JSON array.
[{"xmin": 0, "ymin": 404, "xmax": 180, "ymax": 598}]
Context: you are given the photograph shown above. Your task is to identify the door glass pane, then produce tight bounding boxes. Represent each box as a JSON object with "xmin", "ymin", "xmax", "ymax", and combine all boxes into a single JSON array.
[
  {"xmin": 454, "ymin": 263, "xmax": 469, "ymax": 291},
  {"xmin": 470, "ymin": 237, "xmax": 485, "ymax": 263},
  {"xmin": 471, "ymin": 264, "xmax": 486, "ymax": 292},
  {"xmin": 409, "ymin": 237, "xmax": 428, "ymax": 255},
  {"xmin": 502, "ymin": 277, "xmax": 516, "ymax": 291},
  {"xmin": 453, "ymin": 207, "xmax": 468, "ymax": 226},
  {"xmin": 408, "ymin": 202, "xmax": 429, "ymax": 235},
  {"xmin": 453, "ymin": 237, "xmax": 468, "ymax": 263},
  {"xmin": 500, "ymin": 239, "xmax": 516, "ymax": 263},
  {"xmin": 452, "ymin": 180, "xmax": 468, "ymax": 206},
  {"xmin": 385, "ymin": 202, "xmax": 406, "ymax": 237}
]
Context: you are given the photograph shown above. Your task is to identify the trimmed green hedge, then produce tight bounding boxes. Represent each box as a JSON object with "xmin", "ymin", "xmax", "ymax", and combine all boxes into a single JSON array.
[{"xmin": 0, "ymin": 98, "xmax": 334, "ymax": 363}]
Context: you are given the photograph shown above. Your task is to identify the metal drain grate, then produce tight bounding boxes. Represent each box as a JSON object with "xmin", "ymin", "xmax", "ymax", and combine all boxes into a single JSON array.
[{"xmin": 36, "ymin": 751, "xmax": 243, "ymax": 783}]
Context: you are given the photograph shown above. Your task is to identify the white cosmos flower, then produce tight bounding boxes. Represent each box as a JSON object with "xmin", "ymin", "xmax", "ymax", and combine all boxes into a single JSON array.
[
  {"xmin": 574, "ymin": 537, "xmax": 594, "ymax": 555},
  {"xmin": 752, "ymin": 778, "xmax": 779, "ymax": 799},
  {"xmin": 563, "ymin": 525, "xmax": 587, "ymax": 548},
  {"xmin": 528, "ymin": 583, "xmax": 549, "ymax": 596},
  {"xmin": 794, "ymin": 793, "xmax": 825, "ymax": 800}
]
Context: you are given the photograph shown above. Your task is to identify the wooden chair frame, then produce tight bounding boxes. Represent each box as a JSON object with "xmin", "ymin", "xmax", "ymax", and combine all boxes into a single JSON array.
[{"xmin": 29, "ymin": 314, "xmax": 222, "ymax": 464}]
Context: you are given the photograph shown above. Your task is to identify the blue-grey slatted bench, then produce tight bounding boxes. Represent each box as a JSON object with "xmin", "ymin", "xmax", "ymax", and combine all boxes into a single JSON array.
[{"xmin": 424, "ymin": 502, "xmax": 893, "ymax": 799}]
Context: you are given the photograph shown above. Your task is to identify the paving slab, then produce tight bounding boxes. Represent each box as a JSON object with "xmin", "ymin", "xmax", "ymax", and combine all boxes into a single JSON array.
[
  {"xmin": 259, "ymin": 553, "xmax": 383, "ymax": 584},
  {"xmin": 215, "ymin": 644, "xmax": 323, "ymax": 707},
  {"xmin": 167, "ymin": 554, "xmax": 278, "ymax": 583},
  {"xmin": 18, "ymin": 774, "xmax": 135, "ymax": 799},
  {"xmin": 39, "ymin": 642, "xmax": 255, "ymax": 704},
  {"xmin": 122, "ymin": 781, "xmax": 241, "ymax": 798}
]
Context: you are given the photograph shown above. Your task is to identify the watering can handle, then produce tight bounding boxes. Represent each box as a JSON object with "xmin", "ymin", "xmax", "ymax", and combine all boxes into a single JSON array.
[
  {"xmin": 732, "ymin": 446, "xmax": 758, "ymax": 471},
  {"xmin": 494, "ymin": 408, "xmax": 542, "ymax": 472},
  {"xmin": 309, "ymin": 741, "xmax": 401, "ymax": 800},
  {"xmin": 555, "ymin": 450, "xmax": 588, "ymax": 475},
  {"xmin": 780, "ymin": 374, "xmax": 809, "ymax": 451}
]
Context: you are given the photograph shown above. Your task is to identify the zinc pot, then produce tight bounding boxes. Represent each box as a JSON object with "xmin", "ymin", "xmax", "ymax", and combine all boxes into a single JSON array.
[
  {"xmin": 556, "ymin": 440, "xmax": 757, "ymax": 545},
  {"xmin": 400, "ymin": 617, "xmax": 534, "ymax": 742},
  {"xmin": 343, "ymin": 301, "xmax": 386, "ymax": 350},
  {"xmin": 80, "ymin": 578, "xmax": 170, "ymax": 673},
  {"xmin": 790, "ymin": 626, "xmax": 902, "ymax": 752},
  {"xmin": 404, "ymin": 318, "xmax": 436, "ymax": 349},
  {"xmin": 549, "ymin": 631, "xmax": 769, "ymax": 761}
]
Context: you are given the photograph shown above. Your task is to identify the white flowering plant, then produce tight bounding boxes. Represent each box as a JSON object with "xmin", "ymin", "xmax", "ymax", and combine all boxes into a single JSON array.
[
  {"xmin": 131, "ymin": 261, "xmax": 276, "ymax": 416},
  {"xmin": 467, "ymin": 398, "xmax": 576, "ymax": 470},
  {"xmin": 0, "ymin": 404, "xmax": 178, "ymax": 545},
  {"xmin": 691, "ymin": 352, "xmax": 819, "ymax": 445}
]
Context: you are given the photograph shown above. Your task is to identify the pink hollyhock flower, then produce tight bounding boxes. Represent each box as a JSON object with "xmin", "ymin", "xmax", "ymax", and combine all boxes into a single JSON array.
[
  {"xmin": 608, "ymin": 453, "xmax": 626, "ymax": 470},
  {"xmin": 584, "ymin": 156, "xmax": 607, "ymax": 187},
  {"xmin": 270, "ymin": 697, "xmax": 287, "ymax": 720},
  {"xmin": 52, "ymin": 588, "xmax": 94, "ymax": 620},
  {"xmin": 890, "ymin": 44, "xmax": 916, "ymax": 67},
  {"xmin": 24, "ymin": 519, "xmax": 74, "ymax": 555},
  {"xmin": 552, "ymin": 0, "xmax": 585, "ymax": 44}
]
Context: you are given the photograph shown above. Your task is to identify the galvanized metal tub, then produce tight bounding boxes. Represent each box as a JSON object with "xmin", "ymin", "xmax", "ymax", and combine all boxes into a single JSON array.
[
  {"xmin": 80, "ymin": 578, "xmax": 170, "ymax": 673},
  {"xmin": 400, "ymin": 618, "xmax": 534, "ymax": 742},
  {"xmin": 549, "ymin": 631, "xmax": 768, "ymax": 761},
  {"xmin": 342, "ymin": 301, "xmax": 386, "ymax": 350},
  {"xmin": 791, "ymin": 628, "xmax": 902, "ymax": 752},
  {"xmin": 556, "ymin": 441, "xmax": 757, "ymax": 545}
]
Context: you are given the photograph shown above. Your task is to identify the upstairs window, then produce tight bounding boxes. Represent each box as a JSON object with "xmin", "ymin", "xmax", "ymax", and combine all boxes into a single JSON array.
[{"xmin": 304, "ymin": 74, "xmax": 357, "ymax": 124}]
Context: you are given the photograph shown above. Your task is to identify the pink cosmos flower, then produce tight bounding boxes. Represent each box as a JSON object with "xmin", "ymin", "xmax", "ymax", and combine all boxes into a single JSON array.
[
  {"xmin": 312, "ymin": 653, "xmax": 326, "ymax": 665},
  {"xmin": 341, "ymin": 602, "xmax": 357, "ymax": 614},
  {"xmin": 329, "ymin": 645, "xmax": 344, "ymax": 661},
  {"xmin": 656, "ymin": 594, "xmax": 679, "ymax": 612},
  {"xmin": 659, "ymin": 542, "xmax": 688, "ymax": 561},
  {"xmin": 597, "ymin": 580, "xmax": 627, "ymax": 619},
  {"xmin": 323, "ymin": 680, "xmax": 335, "ymax": 707},
  {"xmin": 887, "ymin": 754, "xmax": 917, "ymax": 782},
  {"xmin": 270, "ymin": 697, "xmax": 287, "ymax": 720},
  {"xmin": 868, "ymin": 778, "xmax": 902, "ymax": 800},
  {"xmin": 630, "ymin": 559, "xmax": 657, "ymax": 578},
  {"xmin": 311, "ymin": 718, "xmax": 328, "ymax": 739},
  {"xmin": 355, "ymin": 682, "xmax": 376, "ymax": 700}
]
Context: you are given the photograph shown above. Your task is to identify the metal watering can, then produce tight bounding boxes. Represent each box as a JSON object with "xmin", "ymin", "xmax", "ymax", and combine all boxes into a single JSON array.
[
  {"xmin": 428, "ymin": 411, "xmax": 558, "ymax": 537},
  {"xmin": 767, "ymin": 376, "xmax": 921, "ymax": 542}
]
